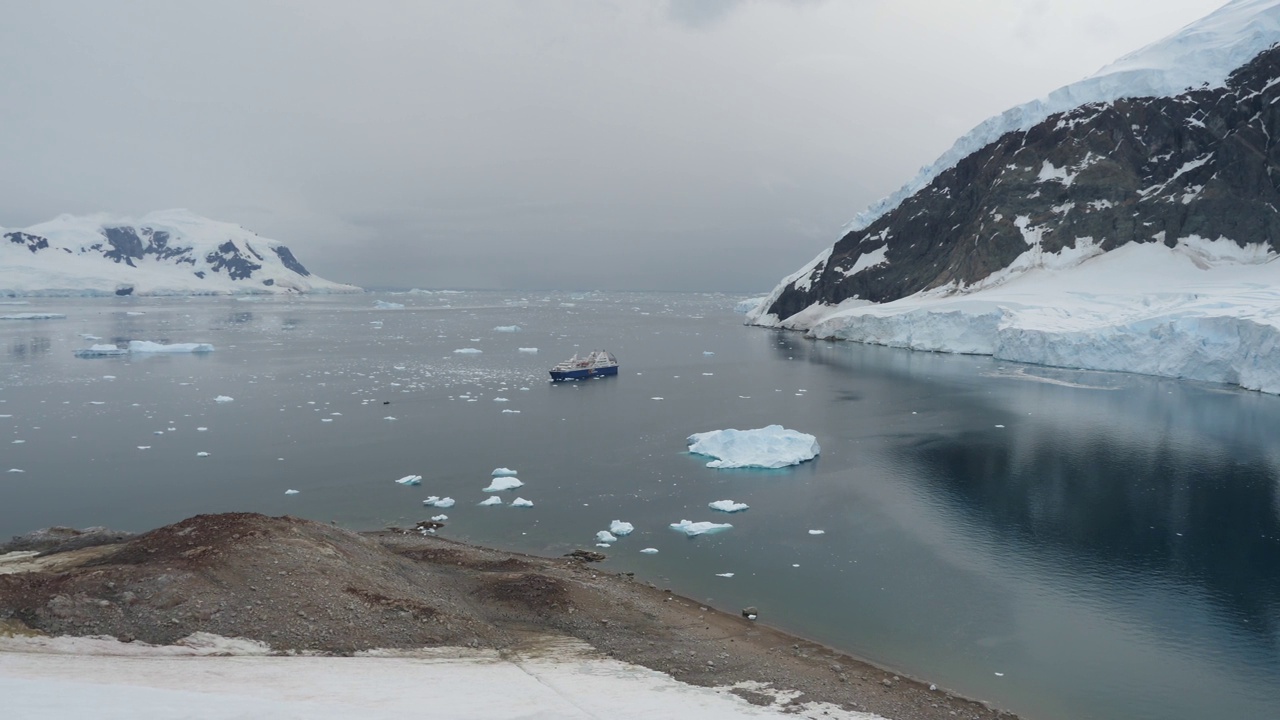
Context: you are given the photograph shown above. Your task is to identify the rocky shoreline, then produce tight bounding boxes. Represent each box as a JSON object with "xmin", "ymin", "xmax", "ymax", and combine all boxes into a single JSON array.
[{"xmin": 0, "ymin": 513, "xmax": 1016, "ymax": 720}]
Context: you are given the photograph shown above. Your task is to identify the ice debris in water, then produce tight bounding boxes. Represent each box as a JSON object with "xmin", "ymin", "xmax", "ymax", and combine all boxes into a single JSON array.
[
  {"xmin": 8, "ymin": 469, "xmax": 25, "ymax": 473},
  {"xmin": 511, "ymin": 497, "xmax": 533, "ymax": 507},
  {"xmin": 431, "ymin": 514, "xmax": 448, "ymax": 522},
  {"xmin": 492, "ymin": 467, "xmax": 519, "ymax": 477},
  {"xmin": 708, "ymin": 500, "xmax": 749, "ymax": 513},
  {"xmin": 640, "ymin": 548, "xmax": 658, "ymax": 554},
  {"xmin": 518, "ymin": 347, "xmax": 538, "ymax": 353},
  {"xmin": 215, "ymin": 396, "xmax": 234, "ymax": 403},
  {"xmin": 396, "ymin": 475, "xmax": 422, "ymax": 486},
  {"xmin": 493, "ymin": 325, "xmax": 521, "ymax": 332},
  {"xmin": 687, "ymin": 425, "xmax": 819, "ymax": 469},
  {"xmin": 609, "ymin": 520, "xmax": 634, "ymax": 536},
  {"xmin": 808, "ymin": 529, "xmax": 826, "ymax": 535},
  {"xmin": 128, "ymin": 341, "xmax": 214, "ymax": 353},
  {"xmin": 74, "ymin": 344, "xmax": 128, "ymax": 357},
  {"xmin": 484, "ymin": 477, "xmax": 524, "ymax": 492},
  {"xmin": 423, "ymin": 496, "xmax": 455, "ymax": 508},
  {"xmin": 373, "ymin": 300, "xmax": 405, "ymax": 309},
  {"xmin": 284, "ymin": 489, "xmax": 300, "ymax": 495},
  {"xmin": 479, "ymin": 496, "xmax": 503, "ymax": 506},
  {"xmin": 453, "ymin": 348, "xmax": 482, "ymax": 354},
  {"xmin": 196, "ymin": 452, "xmax": 210, "ymax": 457},
  {"xmin": 669, "ymin": 520, "xmax": 733, "ymax": 537},
  {"xmin": 596, "ymin": 531, "xmax": 618, "ymax": 544},
  {"xmin": 715, "ymin": 573, "xmax": 735, "ymax": 578}
]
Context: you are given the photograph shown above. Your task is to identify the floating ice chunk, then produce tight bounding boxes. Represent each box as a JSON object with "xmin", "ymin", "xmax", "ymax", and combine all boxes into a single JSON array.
[
  {"xmin": 640, "ymin": 548, "xmax": 658, "ymax": 554},
  {"xmin": 196, "ymin": 452, "xmax": 209, "ymax": 457},
  {"xmin": 74, "ymin": 344, "xmax": 127, "ymax": 357},
  {"xmin": 492, "ymin": 468, "xmax": 519, "ymax": 477},
  {"xmin": 128, "ymin": 341, "xmax": 214, "ymax": 353},
  {"xmin": 321, "ymin": 418, "xmax": 333, "ymax": 423},
  {"xmin": 518, "ymin": 347, "xmax": 538, "ymax": 353},
  {"xmin": 686, "ymin": 425, "xmax": 820, "ymax": 469},
  {"xmin": 384, "ymin": 416, "xmax": 397, "ymax": 421},
  {"xmin": 431, "ymin": 514, "xmax": 448, "ymax": 522},
  {"xmin": 284, "ymin": 489, "xmax": 300, "ymax": 495},
  {"xmin": 703, "ymin": 351, "xmax": 715, "ymax": 355},
  {"xmin": 651, "ymin": 397, "xmax": 664, "ymax": 401},
  {"xmin": 80, "ymin": 333, "xmax": 101, "ymax": 340},
  {"xmin": 196, "ymin": 427, "xmax": 208, "ymax": 432},
  {"xmin": 609, "ymin": 520, "xmax": 634, "ymax": 536},
  {"xmin": 484, "ymin": 477, "xmax": 524, "ymax": 492},
  {"xmin": 137, "ymin": 446, "xmax": 151, "ymax": 450},
  {"xmin": 373, "ymin": 300, "xmax": 405, "ymax": 309},
  {"xmin": 423, "ymin": 496, "xmax": 455, "ymax": 508},
  {"xmin": 596, "ymin": 531, "xmax": 618, "ymax": 543},
  {"xmin": 396, "ymin": 475, "xmax": 422, "ymax": 486},
  {"xmin": 479, "ymin": 496, "xmax": 503, "ymax": 506},
  {"xmin": 596, "ymin": 543, "xmax": 611, "ymax": 548},
  {"xmin": 708, "ymin": 500, "xmax": 749, "ymax": 513},
  {"xmin": 511, "ymin": 497, "xmax": 533, "ymax": 507},
  {"xmin": 715, "ymin": 572, "xmax": 735, "ymax": 578},
  {"xmin": 501, "ymin": 409, "xmax": 521, "ymax": 414},
  {"xmin": 214, "ymin": 396, "xmax": 234, "ymax": 403},
  {"xmin": 493, "ymin": 397, "xmax": 509, "ymax": 402},
  {"xmin": 7, "ymin": 469, "xmax": 24, "ymax": 473},
  {"xmin": 669, "ymin": 519, "xmax": 733, "ymax": 537},
  {"xmin": 125, "ymin": 311, "xmax": 145, "ymax": 316},
  {"xmin": 1, "ymin": 313, "xmax": 66, "ymax": 320},
  {"xmin": 808, "ymin": 529, "xmax": 826, "ymax": 535},
  {"xmin": 493, "ymin": 325, "xmax": 521, "ymax": 332},
  {"xmin": 11, "ymin": 440, "xmax": 24, "ymax": 444},
  {"xmin": 453, "ymin": 348, "xmax": 482, "ymax": 354}
]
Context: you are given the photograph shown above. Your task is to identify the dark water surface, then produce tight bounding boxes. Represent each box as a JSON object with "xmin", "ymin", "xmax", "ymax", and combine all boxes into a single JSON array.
[{"xmin": 1, "ymin": 292, "xmax": 1277, "ymax": 720}]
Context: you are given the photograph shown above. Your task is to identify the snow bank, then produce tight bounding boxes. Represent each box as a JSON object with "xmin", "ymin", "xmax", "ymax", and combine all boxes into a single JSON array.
[
  {"xmin": 669, "ymin": 520, "xmax": 733, "ymax": 537},
  {"xmin": 687, "ymin": 425, "xmax": 820, "ymax": 469},
  {"xmin": 799, "ymin": 240, "xmax": 1280, "ymax": 394},
  {"xmin": 483, "ymin": 477, "xmax": 524, "ymax": 492}
]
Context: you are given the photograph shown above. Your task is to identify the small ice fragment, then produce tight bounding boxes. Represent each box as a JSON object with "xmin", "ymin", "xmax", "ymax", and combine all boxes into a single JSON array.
[
  {"xmin": 215, "ymin": 396, "xmax": 234, "ymax": 403},
  {"xmin": 384, "ymin": 416, "xmax": 397, "ymax": 421},
  {"xmin": 702, "ymin": 373, "xmax": 714, "ymax": 376},
  {"xmin": 88, "ymin": 401, "xmax": 105, "ymax": 405},
  {"xmin": 715, "ymin": 572, "xmax": 735, "ymax": 578},
  {"xmin": 492, "ymin": 468, "xmax": 519, "ymax": 477},
  {"xmin": 511, "ymin": 497, "xmax": 533, "ymax": 507},
  {"xmin": 493, "ymin": 397, "xmax": 509, "ymax": 402},
  {"xmin": 995, "ymin": 424, "xmax": 1005, "ymax": 428},
  {"xmin": 137, "ymin": 446, "xmax": 151, "ymax": 450},
  {"xmin": 284, "ymin": 489, "xmax": 300, "ymax": 495},
  {"xmin": 703, "ymin": 351, "xmax": 715, "ymax": 355},
  {"xmin": 423, "ymin": 496, "xmax": 455, "ymax": 508},
  {"xmin": 792, "ymin": 563, "xmax": 800, "ymax": 567},
  {"xmin": 479, "ymin": 496, "xmax": 503, "ymax": 506},
  {"xmin": 453, "ymin": 348, "xmax": 482, "ymax": 354},
  {"xmin": 518, "ymin": 348, "xmax": 538, "ymax": 353},
  {"xmin": 609, "ymin": 520, "xmax": 634, "ymax": 536},
  {"xmin": 373, "ymin": 300, "xmax": 404, "ymax": 309},
  {"xmin": 651, "ymin": 397, "xmax": 663, "ymax": 401},
  {"xmin": 708, "ymin": 500, "xmax": 749, "ymax": 513},
  {"xmin": 431, "ymin": 514, "xmax": 448, "ymax": 522},
  {"xmin": 501, "ymin": 409, "xmax": 521, "ymax": 414},
  {"xmin": 7, "ymin": 469, "xmax": 24, "ymax": 473},
  {"xmin": 396, "ymin": 475, "xmax": 422, "ymax": 486},
  {"xmin": 196, "ymin": 452, "xmax": 210, "ymax": 457},
  {"xmin": 669, "ymin": 519, "xmax": 733, "ymax": 537},
  {"xmin": 321, "ymin": 418, "xmax": 333, "ymax": 423},
  {"xmin": 196, "ymin": 427, "xmax": 208, "ymax": 432},
  {"xmin": 595, "ymin": 543, "xmax": 611, "ymax": 548},
  {"xmin": 484, "ymin": 477, "xmax": 524, "ymax": 492},
  {"xmin": 128, "ymin": 341, "xmax": 214, "ymax": 353},
  {"xmin": 153, "ymin": 431, "xmax": 164, "ymax": 435},
  {"xmin": 493, "ymin": 325, "xmax": 521, "ymax": 332},
  {"xmin": 808, "ymin": 529, "xmax": 826, "ymax": 535},
  {"xmin": 596, "ymin": 531, "xmax": 618, "ymax": 543},
  {"xmin": 994, "ymin": 672, "xmax": 1005, "ymax": 677},
  {"xmin": 103, "ymin": 375, "xmax": 116, "ymax": 380},
  {"xmin": 640, "ymin": 548, "xmax": 658, "ymax": 554}
]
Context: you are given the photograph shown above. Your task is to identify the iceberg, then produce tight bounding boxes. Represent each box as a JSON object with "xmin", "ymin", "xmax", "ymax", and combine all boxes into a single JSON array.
[
  {"xmin": 608, "ymin": 520, "xmax": 634, "ymax": 536},
  {"xmin": 479, "ymin": 496, "xmax": 503, "ymax": 506},
  {"xmin": 284, "ymin": 489, "xmax": 300, "ymax": 495},
  {"xmin": 491, "ymin": 467, "xmax": 519, "ymax": 477},
  {"xmin": 74, "ymin": 344, "xmax": 127, "ymax": 357},
  {"xmin": 483, "ymin": 477, "xmax": 524, "ymax": 492},
  {"xmin": 423, "ymin": 496, "xmax": 455, "ymax": 508},
  {"xmin": 431, "ymin": 514, "xmax": 448, "ymax": 522},
  {"xmin": 596, "ymin": 531, "xmax": 618, "ymax": 543},
  {"xmin": 687, "ymin": 425, "xmax": 819, "ymax": 469},
  {"xmin": 708, "ymin": 500, "xmax": 749, "ymax": 513},
  {"xmin": 396, "ymin": 475, "xmax": 422, "ymax": 486},
  {"xmin": 808, "ymin": 530, "xmax": 826, "ymax": 536},
  {"xmin": 128, "ymin": 341, "xmax": 215, "ymax": 353},
  {"xmin": 640, "ymin": 548, "xmax": 659, "ymax": 554},
  {"xmin": 511, "ymin": 497, "xmax": 533, "ymax": 507},
  {"xmin": 669, "ymin": 519, "xmax": 733, "ymax": 537}
]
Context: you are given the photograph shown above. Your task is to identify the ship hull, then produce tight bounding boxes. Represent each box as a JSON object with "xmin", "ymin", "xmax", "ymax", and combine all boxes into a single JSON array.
[{"xmin": 549, "ymin": 365, "xmax": 619, "ymax": 381}]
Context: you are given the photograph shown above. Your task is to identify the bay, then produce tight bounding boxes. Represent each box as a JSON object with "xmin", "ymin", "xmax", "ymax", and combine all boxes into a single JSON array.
[{"xmin": 1, "ymin": 291, "xmax": 1277, "ymax": 720}]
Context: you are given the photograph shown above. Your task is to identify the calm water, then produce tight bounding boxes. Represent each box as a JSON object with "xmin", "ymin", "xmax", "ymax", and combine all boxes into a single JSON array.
[{"xmin": 1, "ymin": 292, "xmax": 1277, "ymax": 720}]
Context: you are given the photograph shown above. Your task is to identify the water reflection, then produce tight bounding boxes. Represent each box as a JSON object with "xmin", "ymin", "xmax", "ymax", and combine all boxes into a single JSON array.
[{"xmin": 9, "ymin": 336, "xmax": 51, "ymax": 359}]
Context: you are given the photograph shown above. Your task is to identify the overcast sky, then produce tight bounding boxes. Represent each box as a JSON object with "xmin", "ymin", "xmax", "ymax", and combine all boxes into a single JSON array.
[{"xmin": 0, "ymin": 0, "xmax": 1226, "ymax": 292}]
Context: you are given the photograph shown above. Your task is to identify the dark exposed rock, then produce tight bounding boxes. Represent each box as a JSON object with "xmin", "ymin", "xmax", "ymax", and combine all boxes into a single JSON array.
[
  {"xmin": 5, "ymin": 231, "xmax": 49, "ymax": 253},
  {"xmin": 765, "ymin": 44, "xmax": 1280, "ymax": 322},
  {"xmin": 205, "ymin": 240, "xmax": 262, "ymax": 280},
  {"xmin": 273, "ymin": 245, "xmax": 311, "ymax": 276},
  {"xmin": 564, "ymin": 550, "xmax": 607, "ymax": 563}
]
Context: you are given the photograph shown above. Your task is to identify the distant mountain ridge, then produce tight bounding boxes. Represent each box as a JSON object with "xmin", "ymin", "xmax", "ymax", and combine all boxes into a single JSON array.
[
  {"xmin": 0, "ymin": 209, "xmax": 359, "ymax": 296},
  {"xmin": 749, "ymin": 0, "xmax": 1280, "ymax": 395}
]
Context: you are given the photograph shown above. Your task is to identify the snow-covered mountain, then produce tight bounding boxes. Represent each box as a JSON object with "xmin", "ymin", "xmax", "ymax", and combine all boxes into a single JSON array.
[
  {"xmin": 751, "ymin": 0, "xmax": 1280, "ymax": 394},
  {"xmin": 1, "ymin": 209, "xmax": 360, "ymax": 296}
]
